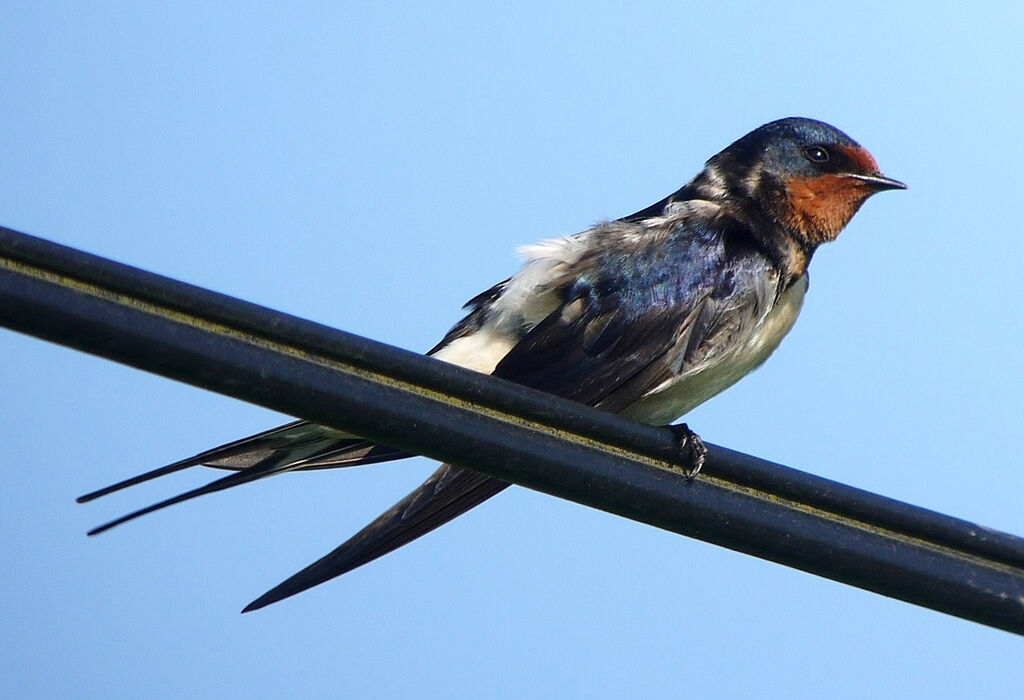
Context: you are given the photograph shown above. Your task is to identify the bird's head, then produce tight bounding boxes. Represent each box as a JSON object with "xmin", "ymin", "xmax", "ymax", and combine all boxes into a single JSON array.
[{"xmin": 705, "ymin": 117, "xmax": 905, "ymax": 248}]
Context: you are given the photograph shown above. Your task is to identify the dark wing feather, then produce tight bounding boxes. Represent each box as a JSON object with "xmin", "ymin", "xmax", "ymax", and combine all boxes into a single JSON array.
[
  {"xmin": 492, "ymin": 296, "xmax": 708, "ymax": 412},
  {"xmin": 243, "ymin": 231, "xmax": 771, "ymax": 608}
]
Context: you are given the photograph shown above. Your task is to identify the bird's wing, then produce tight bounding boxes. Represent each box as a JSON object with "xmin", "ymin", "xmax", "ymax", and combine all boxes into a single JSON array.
[
  {"xmin": 491, "ymin": 226, "xmax": 780, "ymax": 413},
  {"xmin": 243, "ymin": 230, "xmax": 781, "ymax": 610},
  {"xmin": 84, "ymin": 212, "xmax": 782, "ymax": 609},
  {"xmin": 491, "ymin": 287, "xmax": 711, "ymax": 412}
]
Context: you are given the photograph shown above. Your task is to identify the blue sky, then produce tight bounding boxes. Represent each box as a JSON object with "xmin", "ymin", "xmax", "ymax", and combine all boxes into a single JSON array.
[{"xmin": 2, "ymin": 3, "xmax": 1023, "ymax": 698}]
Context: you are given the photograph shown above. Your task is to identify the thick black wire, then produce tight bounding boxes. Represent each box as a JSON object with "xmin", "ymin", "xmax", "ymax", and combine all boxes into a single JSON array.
[{"xmin": 2, "ymin": 224, "xmax": 1023, "ymax": 633}]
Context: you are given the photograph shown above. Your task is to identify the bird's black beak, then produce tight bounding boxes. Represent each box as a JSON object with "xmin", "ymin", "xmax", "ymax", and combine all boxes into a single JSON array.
[{"xmin": 847, "ymin": 173, "xmax": 908, "ymax": 191}]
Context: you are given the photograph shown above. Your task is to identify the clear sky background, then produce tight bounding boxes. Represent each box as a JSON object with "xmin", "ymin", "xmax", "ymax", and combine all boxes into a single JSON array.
[{"xmin": 2, "ymin": 3, "xmax": 1023, "ymax": 698}]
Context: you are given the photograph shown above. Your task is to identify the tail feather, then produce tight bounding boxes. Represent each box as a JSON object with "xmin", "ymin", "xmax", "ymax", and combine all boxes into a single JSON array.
[
  {"xmin": 76, "ymin": 420, "xmax": 391, "ymax": 504},
  {"xmin": 243, "ymin": 465, "xmax": 509, "ymax": 612},
  {"xmin": 81, "ymin": 420, "xmax": 412, "ymax": 533},
  {"xmin": 284, "ymin": 443, "xmax": 412, "ymax": 471},
  {"xmin": 81, "ymin": 342, "xmax": 514, "ymax": 609}
]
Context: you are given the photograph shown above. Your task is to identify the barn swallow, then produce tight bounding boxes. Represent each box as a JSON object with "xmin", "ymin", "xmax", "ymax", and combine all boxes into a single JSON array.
[{"xmin": 79, "ymin": 117, "xmax": 905, "ymax": 611}]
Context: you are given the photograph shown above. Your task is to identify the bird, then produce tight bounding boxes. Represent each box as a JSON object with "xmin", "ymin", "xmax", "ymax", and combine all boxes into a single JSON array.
[{"xmin": 78, "ymin": 117, "xmax": 905, "ymax": 612}]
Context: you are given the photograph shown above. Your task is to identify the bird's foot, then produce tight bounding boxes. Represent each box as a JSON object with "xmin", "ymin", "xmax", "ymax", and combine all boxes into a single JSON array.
[{"xmin": 670, "ymin": 423, "xmax": 707, "ymax": 479}]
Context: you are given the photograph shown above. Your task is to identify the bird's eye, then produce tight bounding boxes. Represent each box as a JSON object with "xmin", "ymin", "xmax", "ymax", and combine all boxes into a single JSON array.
[{"xmin": 804, "ymin": 146, "xmax": 830, "ymax": 163}]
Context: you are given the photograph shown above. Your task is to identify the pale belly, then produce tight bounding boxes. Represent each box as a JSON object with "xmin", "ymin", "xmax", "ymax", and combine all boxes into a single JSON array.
[{"xmin": 621, "ymin": 274, "xmax": 808, "ymax": 426}]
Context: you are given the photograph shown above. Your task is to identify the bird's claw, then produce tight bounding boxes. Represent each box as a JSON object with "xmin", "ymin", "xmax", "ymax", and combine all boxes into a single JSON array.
[{"xmin": 670, "ymin": 423, "xmax": 707, "ymax": 479}]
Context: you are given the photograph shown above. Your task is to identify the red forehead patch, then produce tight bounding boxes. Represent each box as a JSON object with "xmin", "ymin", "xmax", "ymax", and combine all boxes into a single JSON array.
[{"xmin": 839, "ymin": 144, "xmax": 880, "ymax": 174}]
